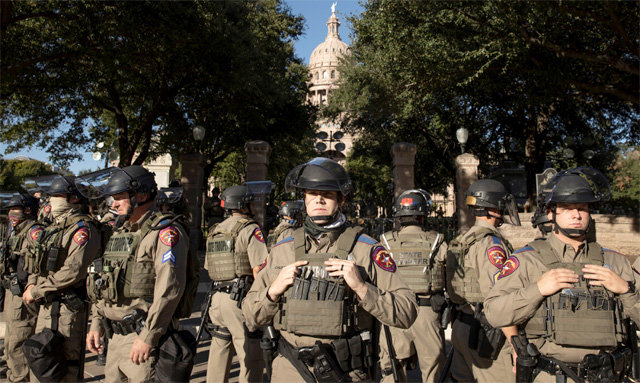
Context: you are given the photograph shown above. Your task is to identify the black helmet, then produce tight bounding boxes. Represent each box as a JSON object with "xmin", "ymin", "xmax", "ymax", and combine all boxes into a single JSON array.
[
  {"xmin": 285, "ymin": 157, "xmax": 354, "ymax": 196},
  {"xmin": 6, "ymin": 193, "xmax": 39, "ymax": 216},
  {"xmin": 392, "ymin": 189, "xmax": 431, "ymax": 217},
  {"xmin": 103, "ymin": 166, "xmax": 157, "ymax": 197},
  {"xmin": 46, "ymin": 175, "xmax": 84, "ymax": 199},
  {"xmin": 467, "ymin": 179, "xmax": 521, "ymax": 226},
  {"xmin": 278, "ymin": 200, "xmax": 304, "ymax": 219},
  {"xmin": 220, "ymin": 185, "xmax": 253, "ymax": 210}
]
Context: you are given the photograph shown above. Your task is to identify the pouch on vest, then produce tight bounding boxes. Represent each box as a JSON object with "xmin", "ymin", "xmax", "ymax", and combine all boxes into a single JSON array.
[
  {"xmin": 22, "ymin": 301, "xmax": 67, "ymax": 383},
  {"xmin": 154, "ymin": 328, "xmax": 197, "ymax": 383},
  {"xmin": 384, "ymin": 230, "xmax": 436, "ymax": 295},
  {"xmin": 205, "ymin": 218, "xmax": 253, "ymax": 281}
]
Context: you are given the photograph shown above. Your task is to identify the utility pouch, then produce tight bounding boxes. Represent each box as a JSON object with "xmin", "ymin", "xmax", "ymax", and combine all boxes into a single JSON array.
[
  {"xmin": 477, "ymin": 324, "xmax": 506, "ymax": 360},
  {"xmin": 286, "ymin": 299, "xmax": 344, "ymax": 337},
  {"xmin": 312, "ymin": 341, "xmax": 346, "ymax": 383},
  {"xmin": 9, "ymin": 276, "xmax": 23, "ymax": 296},
  {"xmin": 46, "ymin": 246, "xmax": 61, "ymax": 272}
]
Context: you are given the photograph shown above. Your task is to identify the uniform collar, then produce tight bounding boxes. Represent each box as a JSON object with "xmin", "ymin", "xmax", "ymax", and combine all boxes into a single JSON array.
[
  {"xmin": 399, "ymin": 225, "xmax": 424, "ymax": 234},
  {"xmin": 547, "ymin": 233, "xmax": 587, "ymax": 262},
  {"xmin": 124, "ymin": 209, "xmax": 155, "ymax": 232},
  {"xmin": 54, "ymin": 208, "xmax": 80, "ymax": 225},
  {"xmin": 472, "ymin": 219, "xmax": 499, "ymax": 233}
]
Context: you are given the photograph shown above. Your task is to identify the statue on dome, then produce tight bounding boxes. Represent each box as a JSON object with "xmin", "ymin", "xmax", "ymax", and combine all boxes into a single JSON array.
[{"xmin": 331, "ymin": 2, "xmax": 337, "ymax": 14}]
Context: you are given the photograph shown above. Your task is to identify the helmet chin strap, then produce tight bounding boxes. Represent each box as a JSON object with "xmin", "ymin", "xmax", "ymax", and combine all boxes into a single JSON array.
[{"xmin": 309, "ymin": 209, "xmax": 340, "ymax": 224}]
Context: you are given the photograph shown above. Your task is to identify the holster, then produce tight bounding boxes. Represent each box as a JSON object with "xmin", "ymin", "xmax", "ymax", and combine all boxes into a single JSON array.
[
  {"xmin": 46, "ymin": 246, "xmax": 61, "ymax": 272},
  {"xmin": 299, "ymin": 341, "xmax": 346, "ymax": 383},
  {"xmin": 459, "ymin": 310, "xmax": 506, "ymax": 360}
]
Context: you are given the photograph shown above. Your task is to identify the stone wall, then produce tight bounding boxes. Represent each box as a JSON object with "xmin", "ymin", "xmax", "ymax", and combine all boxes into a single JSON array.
[{"xmin": 498, "ymin": 213, "xmax": 640, "ymax": 261}]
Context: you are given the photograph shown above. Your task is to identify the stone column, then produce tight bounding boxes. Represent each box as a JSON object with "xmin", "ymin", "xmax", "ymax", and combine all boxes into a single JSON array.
[
  {"xmin": 245, "ymin": 140, "xmax": 272, "ymax": 229},
  {"xmin": 455, "ymin": 153, "xmax": 480, "ymax": 232},
  {"xmin": 180, "ymin": 153, "xmax": 204, "ymax": 254},
  {"xmin": 390, "ymin": 143, "xmax": 417, "ymax": 199}
]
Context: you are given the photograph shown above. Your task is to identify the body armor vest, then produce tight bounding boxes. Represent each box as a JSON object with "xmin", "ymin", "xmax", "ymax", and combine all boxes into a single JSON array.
[
  {"xmin": 524, "ymin": 239, "xmax": 623, "ymax": 348},
  {"xmin": 1, "ymin": 221, "xmax": 33, "ymax": 276},
  {"xmin": 381, "ymin": 229, "xmax": 445, "ymax": 294},
  {"xmin": 30, "ymin": 214, "xmax": 93, "ymax": 277},
  {"xmin": 87, "ymin": 213, "xmax": 170, "ymax": 304},
  {"xmin": 205, "ymin": 218, "xmax": 253, "ymax": 282},
  {"xmin": 266, "ymin": 222, "xmax": 293, "ymax": 250},
  {"xmin": 274, "ymin": 226, "xmax": 375, "ymax": 337},
  {"xmin": 447, "ymin": 227, "xmax": 512, "ymax": 305}
]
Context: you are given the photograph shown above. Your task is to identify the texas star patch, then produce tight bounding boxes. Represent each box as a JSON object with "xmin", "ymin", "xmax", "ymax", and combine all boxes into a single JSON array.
[
  {"xmin": 73, "ymin": 227, "xmax": 90, "ymax": 245},
  {"xmin": 258, "ymin": 258, "xmax": 268, "ymax": 272},
  {"xmin": 43, "ymin": 203, "xmax": 51, "ymax": 214},
  {"xmin": 372, "ymin": 246, "xmax": 396, "ymax": 272},
  {"xmin": 492, "ymin": 256, "xmax": 520, "ymax": 284},
  {"xmin": 253, "ymin": 228, "xmax": 265, "ymax": 243},
  {"xmin": 29, "ymin": 226, "xmax": 44, "ymax": 241},
  {"xmin": 159, "ymin": 226, "xmax": 179, "ymax": 247},
  {"xmin": 8, "ymin": 216, "xmax": 19, "ymax": 227},
  {"xmin": 162, "ymin": 249, "xmax": 176, "ymax": 265},
  {"xmin": 488, "ymin": 246, "xmax": 507, "ymax": 268}
]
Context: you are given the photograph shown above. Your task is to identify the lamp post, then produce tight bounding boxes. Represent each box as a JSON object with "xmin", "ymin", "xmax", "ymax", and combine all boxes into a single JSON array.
[{"xmin": 456, "ymin": 127, "xmax": 469, "ymax": 154}]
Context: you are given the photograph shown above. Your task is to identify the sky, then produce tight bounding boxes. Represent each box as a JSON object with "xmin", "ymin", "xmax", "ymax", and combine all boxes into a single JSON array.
[{"xmin": 0, "ymin": 0, "xmax": 364, "ymax": 175}]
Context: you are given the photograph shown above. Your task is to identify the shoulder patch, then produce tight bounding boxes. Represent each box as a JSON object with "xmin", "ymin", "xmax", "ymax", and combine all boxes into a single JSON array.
[
  {"xmin": 29, "ymin": 226, "xmax": 44, "ymax": 241},
  {"xmin": 357, "ymin": 235, "xmax": 377, "ymax": 246},
  {"xmin": 159, "ymin": 226, "xmax": 179, "ymax": 247},
  {"xmin": 492, "ymin": 256, "xmax": 520, "ymax": 284},
  {"xmin": 372, "ymin": 246, "xmax": 396, "ymax": 272},
  {"xmin": 513, "ymin": 246, "xmax": 534, "ymax": 255},
  {"xmin": 43, "ymin": 203, "xmax": 51, "ymax": 213},
  {"xmin": 273, "ymin": 236, "xmax": 293, "ymax": 248},
  {"xmin": 73, "ymin": 227, "xmax": 90, "ymax": 245},
  {"xmin": 258, "ymin": 257, "xmax": 268, "ymax": 272},
  {"xmin": 253, "ymin": 227, "xmax": 265, "ymax": 243},
  {"xmin": 488, "ymin": 246, "xmax": 507, "ymax": 268},
  {"xmin": 162, "ymin": 249, "xmax": 176, "ymax": 265}
]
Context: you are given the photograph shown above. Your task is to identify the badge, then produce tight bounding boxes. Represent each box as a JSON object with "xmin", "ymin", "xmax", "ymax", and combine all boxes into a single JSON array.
[
  {"xmin": 487, "ymin": 246, "xmax": 507, "ymax": 268},
  {"xmin": 492, "ymin": 256, "xmax": 519, "ymax": 283},
  {"xmin": 43, "ymin": 203, "xmax": 51, "ymax": 214},
  {"xmin": 29, "ymin": 226, "xmax": 44, "ymax": 241},
  {"xmin": 162, "ymin": 249, "xmax": 176, "ymax": 265},
  {"xmin": 73, "ymin": 227, "xmax": 90, "ymax": 245},
  {"xmin": 159, "ymin": 226, "xmax": 179, "ymax": 247},
  {"xmin": 372, "ymin": 246, "xmax": 396, "ymax": 272},
  {"xmin": 253, "ymin": 228, "xmax": 265, "ymax": 243}
]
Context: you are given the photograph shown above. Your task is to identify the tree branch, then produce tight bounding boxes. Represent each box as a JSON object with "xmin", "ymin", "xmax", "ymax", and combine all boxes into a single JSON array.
[{"xmin": 568, "ymin": 80, "xmax": 639, "ymax": 105}]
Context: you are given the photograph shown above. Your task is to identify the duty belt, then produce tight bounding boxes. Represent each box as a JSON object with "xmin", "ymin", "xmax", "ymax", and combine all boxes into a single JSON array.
[
  {"xmin": 106, "ymin": 310, "xmax": 147, "ymax": 337},
  {"xmin": 212, "ymin": 281, "xmax": 235, "ymax": 294},
  {"xmin": 416, "ymin": 296, "xmax": 431, "ymax": 307},
  {"xmin": 535, "ymin": 348, "xmax": 632, "ymax": 383}
]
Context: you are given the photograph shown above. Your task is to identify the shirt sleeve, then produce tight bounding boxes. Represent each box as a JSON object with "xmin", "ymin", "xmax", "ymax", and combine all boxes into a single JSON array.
[
  {"xmin": 242, "ymin": 246, "xmax": 280, "ymax": 332},
  {"xmin": 244, "ymin": 224, "xmax": 268, "ymax": 268}
]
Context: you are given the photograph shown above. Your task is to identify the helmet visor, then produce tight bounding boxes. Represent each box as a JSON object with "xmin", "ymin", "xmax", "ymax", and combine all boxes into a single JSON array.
[
  {"xmin": 25, "ymin": 175, "xmax": 58, "ymax": 196},
  {"xmin": 75, "ymin": 167, "xmax": 119, "ymax": 200},
  {"xmin": 244, "ymin": 181, "xmax": 274, "ymax": 197},
  {"xmin": 501, "ymin": 194, "xmax": 521, "ymax": 226},
  {"xmin": 158, "ymin": 187, "xmax": 184, "ymax": 204},
  {"xmin": 285, "ymin": 159, "xmax": 353, "ymax": 195}
]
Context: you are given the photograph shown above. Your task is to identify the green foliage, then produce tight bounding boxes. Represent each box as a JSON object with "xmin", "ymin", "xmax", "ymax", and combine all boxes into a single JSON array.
[
  {"xmin": 1, "ymin": 0, "xmax": 315, "ymax": 174},
  {"xmin": 0, "ymin": 158, "xmax": 54, "ymax": 191},
  {"xmin": 609, "ymin": 146, "xmax": 640, "ymax": 209},
  {"xmin": 328, "ymin": 0, "xmax": 639, "ymax": 202},
  {"xmin": 345, "ymin": 133, "xmax": 393, "ymax": 208}
]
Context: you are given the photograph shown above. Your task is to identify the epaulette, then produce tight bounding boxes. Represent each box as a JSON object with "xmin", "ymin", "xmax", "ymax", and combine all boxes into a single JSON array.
[
  {"xmin": 513, "ymin": 246, "xmax": 534, "ymax": 255},
  {"xmin": 357, "ymin": 234, "xmax": 376, "ymax": 246},
  {"xmin": 603, "ymin": 248, "xmax": 623, "ymax": 256},
  {"xmin": 272, "ymin": 236, "xmax": 293, "ymax": 248}
]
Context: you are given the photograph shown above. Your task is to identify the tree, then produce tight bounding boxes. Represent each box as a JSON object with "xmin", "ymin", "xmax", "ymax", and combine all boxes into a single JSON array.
[
  {"xmin": 327, "ymin": 1, "xmax": 639, "ymax": 204},
  {"xmin": 0, "ymin": 158, "xmax": 55, "ymax": 191},
  {"xmin": 609, "ymin": 146, "xmax": 640, "ymax": 210},
  {"xmin": 1, "ymin": 0, "xmax": 315, "ymax": 176}
]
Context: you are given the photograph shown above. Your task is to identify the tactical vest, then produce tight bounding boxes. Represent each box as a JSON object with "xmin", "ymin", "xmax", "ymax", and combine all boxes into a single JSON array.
[
  {"xmin": 381, "ymin": 229, "xmax": 445, "ymax": 294},
  {"xmin": 30, "ymin": 213, "xmax": 94, "ymax": 277},
  {"xmin": 86, "ymin": 213, "xmax": 171, "ymax": 304},
  {"xmin": 205, "ymin": 218, "xmax": 254, "ymax": 282},
  {"xmin": 447, "ymin": 227, "xmax": 512, "ymax": 305},
  {"xmin": 1, "ymin": 221, "xmax": 32, "ymax": 276},
  {"xmin": 274, "ymin": 226, "xmax": 375, "ymax": 337},
  {"xmin": 523, "ymin": 239, "xmax": 623, "ymax": 348},
  {"xmin": 266, "ymin": 222, "xmax": 292, "ymax": 250}
]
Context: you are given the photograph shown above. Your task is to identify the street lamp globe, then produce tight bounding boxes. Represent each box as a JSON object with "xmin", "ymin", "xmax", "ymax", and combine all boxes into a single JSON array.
[
  {"xmin": 192, "ymin": 125, "xmax": 206, "ymax": 142},
  {"xmin": 456, "ymin": 127, "xmax": 469, "ymax": 154}
]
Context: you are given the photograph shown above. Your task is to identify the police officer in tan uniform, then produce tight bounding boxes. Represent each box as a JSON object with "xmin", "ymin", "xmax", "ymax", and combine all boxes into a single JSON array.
[
  {"xmin": 446, "ymin": 179, "xmax": 521, "ymax": 383},
  {"xmin": 266, "ymin": 200, "xmax": 303, "ymax": 250},
  {"xmin": 378, "ymin": 189, "xmax": 448, "ymax": 383},
  {"xmin": 484, "ymin": 168, "xmax": 639, "ymax": 383},
  {"xmin": 22, "ymin": 176, "xmax": 102, "ymax": 382},
  {"xmin": 85, "ymin": 166, "xmax": 189, "ymax": 382},
  {"xmin": 243, "ymin": 157, "xmax": 418, "ymax": 382},
  {"xmin": 1, "ymin": 194, "xmax": 42, "ymax": 382},
  {"xmin": 204, "ymin": 184, "xmax": 268, "ymax": 383}
]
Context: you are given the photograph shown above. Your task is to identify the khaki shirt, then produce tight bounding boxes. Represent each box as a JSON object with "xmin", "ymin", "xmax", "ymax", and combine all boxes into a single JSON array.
[
  {"xmin": 456, "ymin": 220, "xmax": 512, "ymax": 313},
  {"xmin": 3, "ymin": 219, "xmax": 43, "ymax": 279},
  {"xmin": 29, "ymin": 209, "xmax": 101, "ymax": 300},
  {"xmin": 204, "ymin": 214, "xmax": 268, "ymax": 270},
  {"xmin": 484, "ymin": 234, "xmax": 640, "ymax": 362},
  {"xmin": 242, "ymin": 225, "xmax": 418, "ymax": 348},
  {"xmin": 271, "ymin": 221, "xmax": 294, "ymax": 244},
  {"xmin": 90, "ymin": 209, "xmax": 189, "ymax": 347}
]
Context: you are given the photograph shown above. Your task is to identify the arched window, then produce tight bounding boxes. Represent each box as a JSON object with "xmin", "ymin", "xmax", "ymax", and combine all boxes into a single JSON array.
[
  {"xmin": 323, "ymin": 71, "xmax": 327, "ymax": 79},
  {"xmin": 315, "ymin": 72, "xmax": 319, "ymax": 80},
  {"xmin": 331, "ymin": 70, "xmax": 335, "ymax": 79}
]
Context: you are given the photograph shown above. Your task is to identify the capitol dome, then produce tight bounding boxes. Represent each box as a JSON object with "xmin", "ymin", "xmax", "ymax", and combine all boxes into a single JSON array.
[{"xmin": 308, "ymin": 10, "xmax": 349, "ymax": 94}]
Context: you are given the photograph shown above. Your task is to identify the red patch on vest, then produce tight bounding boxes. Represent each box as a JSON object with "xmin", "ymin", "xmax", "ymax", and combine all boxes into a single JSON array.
[
  {"xmin": 29, "ymin": 226, "xmax": 44, "ymax": 241},
  {"xmin": 73, "ymin": 227, "xmax": 89, "ymax": 245},
  {"xmin": 253, "ymin": 228, "xmax": 265, "ymax": 243},
  {"xmin": 159, "ymin": 226, "xmax": 179, "ymax": 247},
  {"xmin": 488, "ymin": 246, "xmax": 507, "ymax": 268},
  {"xmin": 8, "ymin": 216, "xmax": 19, "ymax": 227},
  {"xmin": 492, "ymin": 256, "xmax": 519, "ymax": 283},
  {"xmin": 220, "ymin": 200, "xmax": 225, "ymax": 208},
  {"xmin": 258, "ymin": 258, "xmax": 268, "ymax": 272},
  {"xmin": 43, "ymin": 203, "xmax": 51, "ymax": 213},
  {"xmin": 372, "ymin": 246, "xmax": 396, "ymax": 272},
  {"xmin": 401, "ymin": 198, "xmax": 413, "ymax": 205}
]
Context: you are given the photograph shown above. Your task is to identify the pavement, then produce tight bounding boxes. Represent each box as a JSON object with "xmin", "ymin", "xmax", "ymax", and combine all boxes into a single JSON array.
[{"xmin": 2, "ymin": 268, "xmax": 449, "ymax": 382}]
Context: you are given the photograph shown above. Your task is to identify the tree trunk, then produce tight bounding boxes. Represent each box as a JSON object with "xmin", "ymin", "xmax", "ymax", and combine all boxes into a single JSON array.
[{"xmin": 523, "ymin": 105, "xmax": 553, "ymax": 211}]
